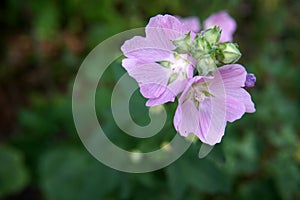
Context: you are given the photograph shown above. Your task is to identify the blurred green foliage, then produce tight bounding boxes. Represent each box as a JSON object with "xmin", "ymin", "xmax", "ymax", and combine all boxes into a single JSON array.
[{"xmin": 1, "ymin": 0, "xmax": 300, "ymax": 199}]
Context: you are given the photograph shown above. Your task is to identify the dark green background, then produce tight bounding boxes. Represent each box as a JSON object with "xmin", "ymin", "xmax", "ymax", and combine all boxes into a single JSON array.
[{"xmin": 1, "ymin": 0, "xmax": 300, "ymax": 199}]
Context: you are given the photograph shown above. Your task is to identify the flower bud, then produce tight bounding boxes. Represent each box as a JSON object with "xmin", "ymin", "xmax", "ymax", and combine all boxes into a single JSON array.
[
  {"xmin": 217, "ymin": 42, "xmax": 241, "ymax": 64},
  {"xmin": 196, "ymin": 55, "xmax": 216, "ymax": 76},
  {"xmin": 191, "ymin": 36, "xmax": 210, "ymax": 59},
  {"xmin": 203, "ymin": 26, "xmax": 222, "ymax": 45},
  {"xmin": 172, "ymin": 32, "xmax": 193, "ymax": 54},
  {"xmin": 245, "ymin": 73, "xmax": 256, "ymax": 88}
]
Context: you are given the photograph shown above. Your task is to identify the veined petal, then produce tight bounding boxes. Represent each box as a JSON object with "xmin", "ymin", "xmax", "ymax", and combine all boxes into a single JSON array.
[
  {"xmin": 197, "ymin": 71, "xmax": 227, "ymax": 145},
  {"xmin": 204, "ymin": 11, "xmax": 236, "ymax": 42},
  {"xmin": 168, "ymin": 79, "xmax": 189, "ymax": 97},
  {"xmin": 226, "ymin": 88, "xmax": 256, "ymax": 113},
  {"xmin": 177, "ymin": 16, "xmax": 201, "ymax": 33},
  {"xmin": 145, "ymin": 77, "xmax": 190, "ymax": 107},
  {"xmin": 174, "ymin": 99, "xmax": 200, "ymax": 137},
  {"xmin": 199, "ymin": 97, "xmax": 226, "ymax": 145},
  {"xmin": 198, "ymin": 98, "xmax": 212, "ymax": 141},
  {"xmin": 127, "ymin": 63, "xmax": 169, "ymax": 98},
  {"xmin": 226, "ymin": 98, "xmax": 246, "ymax": 122},
  {"xmin": 146, "ymin": 88, "xmax": 176, "ymax": 106},
  {"xmin": 121, "ymin": 36, "xmax": 173, "ymax": 62},
  {"xmin": 146, "ymin": 14, "xmax": 190, "ymax": 41},
  {"xmin": 217, "ymin": 64, "xmax": 255, "ymax": 113},
  {"xmin": 173, "ymin": 104, "xmax": 181, "ymax": 131},
  {"xmin": 122, "ymin": 58, "xmax": 146, "ymax": 71},
  {"xmin": 218, "ymin": 64, "xmax": 247, "ymax": 88},
  {"xmin": 140, "ymin": 84, "xmax": 167, "ymax": 99}
]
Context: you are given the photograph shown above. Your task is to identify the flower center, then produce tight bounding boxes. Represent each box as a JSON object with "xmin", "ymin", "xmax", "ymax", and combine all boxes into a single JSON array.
[
  {"xmin": 193, "ymin": 89, "xmax": 206, "ymax": 102},
  {"xmin": 157, "ymin": 53, "xmax": 191, "ymax": 84},
  {"xmin": 170, "ymin": 53, "xmax": 190, "ymax": 77},
  {"xmin": 186, "ymin": 82, "xmax": 213, "ymax": 109}
]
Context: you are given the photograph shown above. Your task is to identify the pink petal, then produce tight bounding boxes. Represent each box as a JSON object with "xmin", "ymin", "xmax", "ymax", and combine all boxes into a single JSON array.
[
  {"xmin": 145, "ymin": 78, "xmax": 189, "ymax": 106},
  {"xmin": 198, "ymin": 98, "xmax": 212, "ymax": 140},
  {"xmin": 217, "ymin": 65, "xmax": 255, "ymax": 113},
  {"xmin": 145, "ymin": 88, "xmax": 176, "ymax": 106},
  {"xmin": 168, "ymin": 79, "xmax": 188, "ymax": 97},
  {"xmin": 173, "ymin": 105, "xmax": 181, "ymax": 131},
  {"xmin": 174, "ymin": 100, "xmax": 200, "ymax": 137},
  {"xmin": 225, "ymin": 98, "xmax": 246, "ymax": 122},
  {"xmin": 121, "ymin": 36, "xmax": 173, "ymax": 63},
  {"xmin": 122, "ymin": 58, "xmax": 145, "ymax": 71},
  {"xmin": 177, "ymin": 16, "xmax": 201, "ymax": 32},
  {"xmin": 199, "ymin": 97, "xmax": 227, "ymax": 145},
  {"xmin": 140, "ymin": 84, "xmax": 167, "ymax": 99},
  {"xmin": 226, "ymin": 88, "xmax": 256, "ymax": 113},
  {"xmin": 127, "ymin": 63, "xmax": 169, "ymax": 98},
  {"xmin": 203, "ymin": 68, "xmax": 226, "ymax": 100},
  {"xmin": 218, "ymin": 64, "xmax": 247, "ymax": 88},
  {"xmin": 204, "ymin": 11, "xmax": 236, "ymax": 42},
  {"xmin": 146, "ymin": 14, "xmax": 190, "ymax": 41}
]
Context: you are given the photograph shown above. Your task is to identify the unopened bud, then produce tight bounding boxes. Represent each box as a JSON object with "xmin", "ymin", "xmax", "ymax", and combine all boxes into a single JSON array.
[
  {"xmin": 218, "ymin": 42, "xmax": 241, "ymax": 64},
  {"xmin": 196, "ymin": 55, "xmax": 216, "ymax": 76},
  {"xmin": 192, "ymin": 35, "xmax": 210, "ymax": 59},
  {"xmin": 203, "ymin": 26, "xmax": 221, "ymax": 45},
  {"xmin": 244, "ymin": 73, "xmax": 256, "ymax": 88},
  {"xmin": 172, "ymin": 32, "xmax": 193, "ymax": 54}
]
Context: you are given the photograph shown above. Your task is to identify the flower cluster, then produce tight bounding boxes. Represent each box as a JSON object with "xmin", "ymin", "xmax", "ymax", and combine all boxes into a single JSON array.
[{"xmin": 121, "ymin": 11, "xmax": 256, "ymax": 146}]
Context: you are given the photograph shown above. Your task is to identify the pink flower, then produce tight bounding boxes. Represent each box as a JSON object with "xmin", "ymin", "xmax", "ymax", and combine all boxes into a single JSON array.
[
  {"xmin": 121, "ymin": 15, "xmax": 197, "ymax": 106},
  {"xmin": 121, "ymin": 13, "xmax": 256, "ymax": 147},
  {"xmin": 173, "ymin": 64, "xmax": 255, "ymax": 145},
  {"xmin": 204, "ymin": 11, "xmax": 237, "ymax": 42}
]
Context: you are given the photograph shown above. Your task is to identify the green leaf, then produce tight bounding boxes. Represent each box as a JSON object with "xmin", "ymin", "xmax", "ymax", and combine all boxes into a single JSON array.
[
  {"xmin": 0, "ymin": 146, "xmax": 29, "ymax": 198},
  {"xmin": 183, "ymin": 159, "xmax": 231, "ymax": 193},
  {"xmin": 167, "ymin": 157, "xmax": 231, "ymax": 195},
  {"xmin": 32, "ymin": 1, "xmax": 60, "ymax": 39},
  {"xmin": 166, "ymin": 161, "xmax": 188, "ymax": 199},
  {"xmin": 38, "ymin": 147, "xmax": 119, "ymax": 200}
]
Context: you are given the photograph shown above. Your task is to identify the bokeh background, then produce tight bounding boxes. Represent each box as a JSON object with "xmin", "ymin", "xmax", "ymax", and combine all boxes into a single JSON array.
[{"xmin": 1, "ymin": 0, "xmax": 300, "ymax": 199}]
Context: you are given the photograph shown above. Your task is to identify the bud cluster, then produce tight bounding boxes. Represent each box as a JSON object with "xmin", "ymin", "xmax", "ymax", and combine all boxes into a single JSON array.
[{"xmin": 172, "ymin": 26, "xmax": 241, "ymax": 76}]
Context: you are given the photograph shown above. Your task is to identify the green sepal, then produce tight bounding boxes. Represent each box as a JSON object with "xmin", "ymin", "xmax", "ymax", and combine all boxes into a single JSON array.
[{"xmin": 168, "ymin": 73, "xmax": 179, "ymax": 84}]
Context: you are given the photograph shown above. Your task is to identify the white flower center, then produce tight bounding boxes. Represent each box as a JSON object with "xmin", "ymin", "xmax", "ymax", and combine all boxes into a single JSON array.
[
  {"xmin": 157, "ymin": 53, "xmax": 191, "ymax": 84},
  {"xmin": 193, "ymin": 90, "xmax": 206, "ymax": 102},
  {"xmin": 170, "ymin": 56, "xmax": 189, "ymax": 77},
  {"xmin": 184, "ymin": 83, "xmax": 213, "ymax": 109}
]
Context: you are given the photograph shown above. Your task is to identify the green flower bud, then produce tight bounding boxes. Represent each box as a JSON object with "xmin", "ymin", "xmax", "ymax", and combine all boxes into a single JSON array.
[
  {"xmin": 196, "ymin": 55, "xmax": 216, "ymax": 76},
  {"xmin": 192, "ymin": 35, "xmax": 210, "ymax": 59},
  {"xmin": 203, "ymin": 26, "xmax": 221, "ymax": 45},
  {"xmin": 172, "ymin": 32, "xmax": 193, "ymax": 54},
  {"xmin": 217, "ymin": 42, "xmax": 241, "ymax": 64}
]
